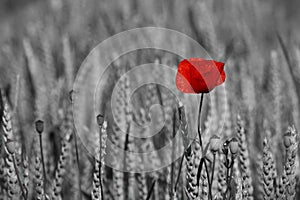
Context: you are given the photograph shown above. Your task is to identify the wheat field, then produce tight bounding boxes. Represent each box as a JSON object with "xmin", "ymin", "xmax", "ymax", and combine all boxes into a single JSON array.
[{"xmin": 0, "ymin": 0, "xmax": 299, "ymax": 200}]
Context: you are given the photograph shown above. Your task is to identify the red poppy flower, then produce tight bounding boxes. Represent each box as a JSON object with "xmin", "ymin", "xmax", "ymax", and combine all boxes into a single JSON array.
[{"xmin": 176, "ymin": 58, "xmax": 226, "ymax": 93}]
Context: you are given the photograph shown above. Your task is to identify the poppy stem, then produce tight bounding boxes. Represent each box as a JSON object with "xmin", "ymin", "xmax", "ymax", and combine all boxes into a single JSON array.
[
  {"xmin": 96, "ymin": 114, "xmax": 105, "ymax": 200},
  {"xmin": 204, "ymin": 159, "xmax": 213, "ymax": 200},
  {"xmin": 98, "ymin": 124, "xmax": 104, "ymax": 200},
  {"xmin": 197, "ymin": 93, "xmax": 204, "ymax": 151},
  {"xmin": 174, "ymin": 154, "xmax": 184, "ymax": 193},
  {"xmin": 226, "ymin": 155, "xmax": 235, "ymax": 199},
  {"xmin": 209, "ymin": 153, "xmax": 216, "ymax": 200},
  {"xmin": 38, "ymin": 132, "xmax": 47, "ymax": 194},
  {"xmin": 73, "ymin": 130, "xmax": 83, "ymax": 200},
  {"xmin": 70, "ymin": 90, "xmax": 83, "ymax": 200},
  {"xmin": 146, "ymin": 179, "xmax": 156, "ymax": 200},
  {"xmin": 170, "ymin": 110, "xmax": 176, "ymax": 194}
]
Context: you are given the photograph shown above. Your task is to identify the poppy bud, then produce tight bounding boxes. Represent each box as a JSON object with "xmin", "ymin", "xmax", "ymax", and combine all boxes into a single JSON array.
[
  {"xmin": 35, "ymin": 120, "xmax": 44, "ymax": 134},
  {"xmin": 6, "ymin": 140, "xmax": 16, "ymax": 154},
  {"xmin": 210, "ymin": 135, "xmax": 220, "ymax": 152},
  {"xmin": 222, "ymin": 140, "xmax": 230, "ymax": 155},
  {"xmin": 229, "ymin": 137, "xmax": 239, "ymax": 154},
  {"xmin": 178, "ymin": 101, "xmax": 184, "ymax": 121},
  {"xmin": 178, "ymin": 101, "xmax": 183, "ymax": 107},
  {"xmin": 69, "ymin": 90, "xmax": 74, "ymax": 102},
  {"xmin": 96, "ymin": 114, "xmax": 104, "ymax": 126},
  {"xmin": 283, "ymin": 133, "xmax": 292, "ymax": 148}
]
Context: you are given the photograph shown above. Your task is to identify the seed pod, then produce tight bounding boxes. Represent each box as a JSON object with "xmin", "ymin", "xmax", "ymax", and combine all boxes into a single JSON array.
[
  {"xmin": 210, "ymin": 135, "xmax": 220, "ymax": 152},
  {"xmin": 96, "ymin": 114, "xmax": 104, "ymax": 126},
  {"xmin": 6, "ymin": 140, "xmax": 16, "ymax": 154},
  {"xmin": 283, "ymin": 132, "xmax": 292, "ymax": 148},
  {"xmin": 178, "ymin": 101, "xmax": 184, "ymax": 120},
  {"xmin": 35, "ymin": 120, "xmax": 44, "ymax": 134},
  {"xmin": 103, "ymin": 121, "xmax": 108, "ymax": 129},
  {"xmin": 229, "ymin": 137, "xmax": 239, "ymax": 154},
  {"xmin": 69, "ymin": 90, "xmax": 74, "ymax": 102},
  {"xmin": 222, "ymin": 140, "xmax": 230, "ymax": 155}
]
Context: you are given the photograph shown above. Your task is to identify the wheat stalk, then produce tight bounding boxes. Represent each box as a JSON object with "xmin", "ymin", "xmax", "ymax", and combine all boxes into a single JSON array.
[
  {"xmin": 261, "ymin": 138, "xmax": 276, "ymax": 200},
  {"xmin": 270, "ymin": 50, "xmax": 283, "ymax": 146},
  {"xmin": 0, "ymin": 92, "xmax": 27, "ymax": 199},
  {"xmin": 22, "ymin": 155, "xmax": 29, "ymax": 198},
  {"xmin": 34, "ymin": 156, "xmax": 45, "ymax": 200},
  {"xmin": 62, "ymin": 34, "xmax": 74, "ymax": 90},
  {"xmin": 136, "ymin": 172, "xmax": 147, "ymax": 200},
  {"xmin": 186, "ymin": 150, "xmax": 198, "ymax": 199},
  {"xmin": 6, "ymin": 154, "xmax": 20, "ymax": 199},
  {"xmin": 278, "ymin": 127, "xmax": 299, "ymax": 200},
  {"xmin": 217, "ymin": 153, "xmax": 227, "ymax": 196},
  {"xmin": 0, "ymin": 155, "xmax": 8, "ymax": 199},
  {"xmin": 1, "ymin": 91, "xmax": 14, "ymax": 143},
  {"xmin": 91, "ymin": 121, "xmax": 107, "ymax": 200},
  {"xmin": 51, "ymin": 138, "xmax": 71, "ymax": 200},
  {"xmin": 236, "ymin": 115, "xmax": 253, "ymax": 200}
]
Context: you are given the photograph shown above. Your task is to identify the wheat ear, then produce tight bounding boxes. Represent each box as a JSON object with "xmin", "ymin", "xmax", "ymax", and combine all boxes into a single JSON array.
[
  {"xmin": 261, "ymin": 138, "xmax": 276, "ymax": 200},
  {"xmin": 51, "ymin": 137, "xmax": 71, "ymax": 200},
  {"xmin": 279, "ymin": 127, "xmax": 299, "ymax": 200},
  {"xmin": 236, "ymin": 115, "xmax": 253, "ymax": 200},
  {"xmin": 91, "ymin": 120, "xmax": 107, "ymax": 200}
]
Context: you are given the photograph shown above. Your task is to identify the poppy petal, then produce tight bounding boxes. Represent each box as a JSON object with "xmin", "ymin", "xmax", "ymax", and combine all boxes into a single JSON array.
[
  {"xmin": 176, "ymin": 58, "xmax": 226, "ymax": 94},
  {"xmin": 217, "ymin": 70, "xmax": 226, "ymax": 85},
  {"xmin": 176, "ymin": 60, "xmax": 196, "ymax": 93}
]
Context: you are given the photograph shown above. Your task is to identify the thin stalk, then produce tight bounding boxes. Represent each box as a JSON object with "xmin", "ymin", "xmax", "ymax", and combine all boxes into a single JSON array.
[
  {"xmin": 146, "ymin": 180, "xmax": 156, "ymax": 200},
  {"xmin": 209, "ymin": 153, "xmax": 216, "ymax": 199},
  {"xmin": 123, "ymin": 123, "xmax": 131, "ymax": 199},
  {"xmin": 174, "ymin": 154, "xmax": 184, "ymax": 192},
  {"xmin": 73, "ymin": 130, "xmax": 83, "ymax": 200},
  {"xmin": 69, "ymin": 90, "xmax": 83, "ymax": 199},
  {"xmin": 225, "ymin": 160, "xmax": 230, "ymax": 198},
  {"xmin": 223, "ymin": 154, "xmax": 234, "ymax": 200},
  {"xmin": 195, "ymin": 93, "xmax": 208, "ymax": 191},
  {"xmin": 170, "ymin": 110, "xmax": 177, "ymax": 193},
  {"xmin": 99, "ymin": 167, "xmax": 104, "ymax": 199},
  {"xmin": 197, "ymin": 93, "xmax": 204, "ymax": 152},
  {"xmin": 222, "ymin": 153, "xmax": 230, "ymax": 200},
  {"xmin": 12, "ymin": 154, "xmax": 27, "ymax": 200},
  {"xmin": 38, "ymin": 133, "xmax": 47, "ymax": 193},
  {"xmin": 98, "ymin": 124, "xmax": 104, "ymax": 199},
  {"xmin": 227, "ymin": 156, "xmax": 235, "ymax": 199},
  {"xmin": 204, "ymin": 159, "xmax": 213, "ymax": 200},
  {"xmin": 13, "ymin": 74, "xmax": 20, "ymax": 115}
]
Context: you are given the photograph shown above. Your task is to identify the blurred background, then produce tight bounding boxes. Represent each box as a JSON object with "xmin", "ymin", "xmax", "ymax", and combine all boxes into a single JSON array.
[{"xmin": 0, "ymin": 0, "xmax": 299, "ymax": 141}]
